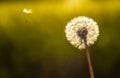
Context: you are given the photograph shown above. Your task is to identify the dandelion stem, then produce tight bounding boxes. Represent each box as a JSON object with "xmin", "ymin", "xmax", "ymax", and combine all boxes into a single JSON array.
[
  {"xmin": 77, "ymin": 26, "xmax": 95, "ymax": 78},
  {"xmin": 84, "ymin": 40, "xmax": 95, "ymax": 78}
]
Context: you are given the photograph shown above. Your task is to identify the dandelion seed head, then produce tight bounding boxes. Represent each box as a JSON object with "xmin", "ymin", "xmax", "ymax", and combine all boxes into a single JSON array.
[{"xmin": 65, "ymin": 16, "xmax": 99, "ymax": 49}]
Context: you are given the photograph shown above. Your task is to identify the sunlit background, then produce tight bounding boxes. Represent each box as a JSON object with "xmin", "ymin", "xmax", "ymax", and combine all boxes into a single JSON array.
[{"xmin": 0, "ymin": 0, "xmax": 120, "ymax": 78}]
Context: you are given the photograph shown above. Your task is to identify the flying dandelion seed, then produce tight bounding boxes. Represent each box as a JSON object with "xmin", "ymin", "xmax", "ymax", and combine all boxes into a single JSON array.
[
  {"xmin": 65, "ymin": 16, "xmax": 99, "ymax": 49},
  {"xmin": 23, "ymin": 8, "xmax": 32, "ymax": 14}
]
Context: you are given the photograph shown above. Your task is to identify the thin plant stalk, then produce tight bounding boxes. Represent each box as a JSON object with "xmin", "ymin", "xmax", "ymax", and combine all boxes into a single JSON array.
[{"xmin": 84, "ymin": 40, "xmax": 95, "ymax": 78}]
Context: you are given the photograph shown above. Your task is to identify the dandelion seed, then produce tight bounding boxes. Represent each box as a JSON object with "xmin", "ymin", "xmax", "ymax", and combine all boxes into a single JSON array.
[
  {"xmin": 65, "ymin": 16, "xmax": 99, "ymax": 49},
  {"xmin": 23, "ymin": 8, "xmax": 32, "ymax": 14}
]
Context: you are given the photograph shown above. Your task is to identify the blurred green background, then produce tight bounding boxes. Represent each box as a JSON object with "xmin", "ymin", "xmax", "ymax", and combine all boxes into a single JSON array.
[{"xmin": 0, "ymin": 0, "xmax": 120, "ymax": 78}]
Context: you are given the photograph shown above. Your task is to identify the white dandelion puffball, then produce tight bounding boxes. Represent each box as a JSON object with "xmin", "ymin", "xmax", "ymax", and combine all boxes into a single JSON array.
[{"xmin": 65, "ymin": 16, "xmax": 99, "ymax": 49}]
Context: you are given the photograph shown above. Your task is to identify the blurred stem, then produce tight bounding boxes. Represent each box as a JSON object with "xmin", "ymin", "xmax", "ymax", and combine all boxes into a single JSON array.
[
  {"xmin": 84, "ymin": 41, "xmax": 94, "ymax": 78},
  {"xmin": 77, "ymin": 27, "xmax": 94, "ymax": 78}
]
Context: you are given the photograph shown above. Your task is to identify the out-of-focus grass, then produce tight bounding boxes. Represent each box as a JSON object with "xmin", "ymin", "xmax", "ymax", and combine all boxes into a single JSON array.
[{"xmin": 0, "ymin": 1, "xmax": 120, "ymax": 78}]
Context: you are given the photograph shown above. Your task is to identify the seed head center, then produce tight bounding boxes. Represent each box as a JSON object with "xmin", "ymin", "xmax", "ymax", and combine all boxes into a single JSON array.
[{"xmin": 77, "ymin": 27, "xmax": 88, "ymax": 42}]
